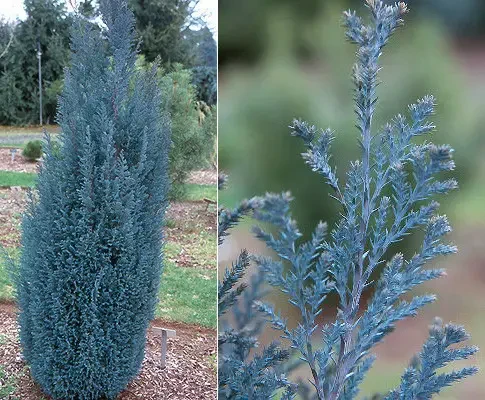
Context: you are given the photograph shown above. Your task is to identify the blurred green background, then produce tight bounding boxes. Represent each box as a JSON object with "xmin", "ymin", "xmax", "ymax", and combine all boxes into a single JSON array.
[{"xmin": 219, "ymin": 0, "xmax": 485, "ymax": 398}]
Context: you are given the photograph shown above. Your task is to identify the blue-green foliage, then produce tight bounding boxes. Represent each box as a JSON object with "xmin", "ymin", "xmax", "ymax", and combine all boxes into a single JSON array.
[
  {"xmin": 221, "ymin": 2, "xmax": 478, "ymax": 399},
  {"xmin": 192, "ymin": 66, "xmax": 217, "ymax": 106},
  {"xmin": 386, "ymin": 318, "xmax": 478, "ymax": 400},
  {"xmin": 218, "ymin": 175, "xmax": 297, "ymax": 399},
  {"xmin": 15, "ymin": 0, "xmax": 169, "ymax": 398}
]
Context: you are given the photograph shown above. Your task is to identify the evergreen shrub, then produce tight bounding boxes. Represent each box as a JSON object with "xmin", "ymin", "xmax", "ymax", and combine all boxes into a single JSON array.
[
  {"xmin": 219, "ymin": 2, "xmax": 481, "ymax": 241},
  {"xmin": 159, "ymin": 65, "xmax": 215, "ymax": 198},
  {"xmin": 15, "ymin": 0, "xmax": 170, "ymax": 398},
  {"xmin": 192, "ymin": 66, "xmax": 217, "ymax": 106},
  {"xmin": 22, "ymin": 140, "xmax": 42, "ymax": 161}
]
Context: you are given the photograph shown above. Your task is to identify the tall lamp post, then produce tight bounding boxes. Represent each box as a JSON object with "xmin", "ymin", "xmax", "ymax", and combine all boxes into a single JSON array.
[{"xmin": 37, "ymin": 39, "xmax": 43, "ymax": 126}]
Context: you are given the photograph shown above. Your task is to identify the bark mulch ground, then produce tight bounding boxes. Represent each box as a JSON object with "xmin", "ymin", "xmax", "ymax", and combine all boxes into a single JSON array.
[
  {"xmin": 165, "ymin": 201, "xmax": 216, "ymax": 270},
  {"xmin": 0, "ymin": 303, "xmax": 216, "ymax": 399},
  {"xmin": 185, "ymin": 169, "xmax": 217, "ymax": 186},
  {"xmin": 166, "ymin": 201, "xmax": 215, "ymax": 235},
  {"xmin": 0, "ymin": 149, "xmax": 38, "ymax": 174},
  {"xmin": 0, "ymin": 188, "xmax": 27, "ymax": 248}
]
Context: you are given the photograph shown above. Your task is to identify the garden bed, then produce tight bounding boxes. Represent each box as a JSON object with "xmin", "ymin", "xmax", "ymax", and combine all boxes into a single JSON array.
[
  {"xmin": 0, "ymin": 188, "xmax": 26, "ymax": 248},
  {"xmin": 186, "ymin": 169, "xmax": 217, "ymax": 186},
  {"xmin": 0, "ymin": 303, "xmax": 216, "ymax": 399},
  {"xmin": 0, "ymin": 149, "xmax": 38, "ymax": 174},
  {"xmin": 165, "ymin": 201, "xmax": 216, "ymax": 270}
]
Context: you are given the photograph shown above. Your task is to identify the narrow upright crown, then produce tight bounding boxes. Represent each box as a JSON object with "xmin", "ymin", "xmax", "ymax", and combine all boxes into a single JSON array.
[{"xmin": 16, "ymin": 0, "xmax": 170, "ymax": 398}]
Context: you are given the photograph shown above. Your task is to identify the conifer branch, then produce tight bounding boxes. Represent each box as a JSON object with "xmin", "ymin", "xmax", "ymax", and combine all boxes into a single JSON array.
[{"xmin": 222, "ymin": 2, "xmax": 477, "ymax": 399}]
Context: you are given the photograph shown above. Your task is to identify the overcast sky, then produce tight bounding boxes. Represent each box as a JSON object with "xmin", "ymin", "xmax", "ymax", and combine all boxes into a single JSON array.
[{"xmin": 0, "ymin": 0, "xmax": 217, "ymax": 35}]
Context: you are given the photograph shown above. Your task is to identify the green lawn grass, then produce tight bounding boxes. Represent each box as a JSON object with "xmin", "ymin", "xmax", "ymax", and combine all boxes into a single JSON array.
[
  {"xmin": 0, "ymin": 172, "xmax": 36, "ymax": 188},
  {"xmin": 182, "ymin": 183, "xmax": 216, "ymax": 202},
  {"xmin": 0, "ymin": 248, "xmax": 18, "ymax": 301},
  {"xmin": 182, "ymin": 231, "xmax": 217, "ymax": 269},
  {"xmin": 165, "ymin": 231, "xmax": 216, "ymax": 270},
  {"xmin": 0, "ymin": 173, "xmax": 216, "ymax": 202},
  {"xmin": 0, "ymin": 263, "xmax": 13, "ymax": 301},
  {"xmin": 156, "ymin": 260, "xmax": 216, "ymax": 328},
  {"xmin": 0, "ymin": 144, "xmax": 27, "ymax": 149},
  {"xmin": 0, "ymin": 125, "xmax": 59, "ymax": 134},
  {"xmin": 0, "ymin": 365, "xmax": 18, "ymax": 398}
]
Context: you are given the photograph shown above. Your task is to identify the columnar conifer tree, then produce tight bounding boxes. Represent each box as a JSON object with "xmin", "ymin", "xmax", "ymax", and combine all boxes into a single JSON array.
[{"xmin": 16, "ymin": 0, "xmax": 170, "ymax": 398}]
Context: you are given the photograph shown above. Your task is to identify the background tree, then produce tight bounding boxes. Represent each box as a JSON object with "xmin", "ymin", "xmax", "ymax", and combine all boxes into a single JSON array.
[
  {"xmin": 219, "ymin": 0, "xmax": 485, "ymax": 66},
  {"xmin": 0, "ymin": 0, "xmax": 71, "ymax": 125},
  {"xmin": 129, "ymin": 0, "xmax": 197, "ymax": 65},
  {"xmin": 189, "ymin": 25, "xmax": 216, "ymax": 67},
  {"xmin": 157, "ymin": 63, "xmax": 214, "ymax": 198},
  {"xmin": 188, "ymin": 24, "xmax": 217, "ymax": 105},
  {"xmin": 77, "ymin": 0, "xmax": 99, "ymax": 18},
  {"xmin": 0, "ymin": 18, "xmax": 14, "ymax": 59},
  {"xmin": 0, "ymin": 0, "xmax": 216, "ymax": 125}
]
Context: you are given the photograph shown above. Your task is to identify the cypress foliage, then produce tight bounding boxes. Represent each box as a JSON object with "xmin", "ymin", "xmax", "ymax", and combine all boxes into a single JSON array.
[
  {"xmin": 16, "ymin": 0, "xmax": 170, "ymax": 398},
  {"xmin": 218, "ymin": 177, "xmax": 296, "ymax": 399},
  {"xmin": 219, "ymin": 2, "xmax": 478, "ymax": 399}
]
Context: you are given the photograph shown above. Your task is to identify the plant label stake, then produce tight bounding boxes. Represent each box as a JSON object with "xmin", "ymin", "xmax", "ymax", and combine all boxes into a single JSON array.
[
  {"xmin": 152, "ymin": 327, "xmax": 176, "ymax": 369},
  {"xmin": 203, "ymin": 197, "xmax": 216, "ymax": 211},
  {"xmin": 10, "ymin": 149, "xmax": 16, "ymax": 162}
]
